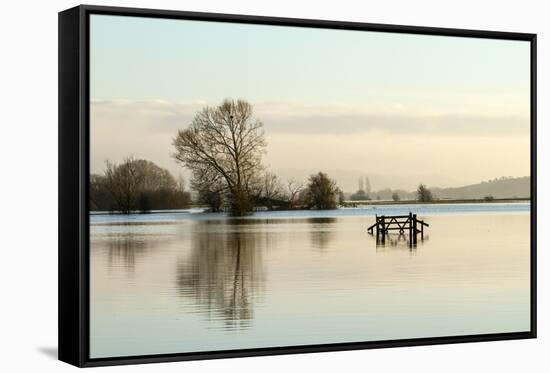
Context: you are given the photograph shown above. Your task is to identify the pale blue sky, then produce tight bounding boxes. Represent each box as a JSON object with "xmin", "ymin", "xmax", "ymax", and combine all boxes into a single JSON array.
[
  {"xmin": 90, "ymin": 14, "xmax": 531, "ymax": 191},
  {"xmin": 90, "ymin": 14, "xmax": 529, "ymax": 111}
]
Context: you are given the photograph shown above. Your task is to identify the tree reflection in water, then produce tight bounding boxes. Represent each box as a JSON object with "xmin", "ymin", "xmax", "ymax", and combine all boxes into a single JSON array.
[
  {"xmin": 92, "ymin": 222, "xmax": 174, "ymax": 273},
  {"xmin": 307, "ymin": 217, "xmax": 336, "ymax": 251},
  {"xmin": 105, "ymin": 232, "xmax": 146, "ymax": 272},
  {"xmin": 176, "ymin": 223, "xmax": 267, "ymax": 330}
]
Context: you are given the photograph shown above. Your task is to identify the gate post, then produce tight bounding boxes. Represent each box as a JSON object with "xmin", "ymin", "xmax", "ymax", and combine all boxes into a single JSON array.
[
  {"xmin": 408, "ymin": 212, "xmax": 413, "ymax": 246},
  {"xmin": 412, "ymin": 214, "xmax": 418, "ymax": 245},
  {"xmin": 380, "ymin": 216, "xmax": 385, "ymax": 244}
]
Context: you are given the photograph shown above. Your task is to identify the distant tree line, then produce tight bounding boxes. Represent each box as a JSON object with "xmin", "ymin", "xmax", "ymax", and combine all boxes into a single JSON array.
[
  {"xmin": 350, "ymin": 189, "xmax": 370, "ymax": 201},
  {"xmin": 90, "ymin": 156, "xmax": 191, "ymax": 213},
  {"xmin": 358, "ymin": 176, "xmax": 529, "ymax": 201},
  {"xmin": 350, "ymin": 176, "xmax": 372, "ymax": 201}
]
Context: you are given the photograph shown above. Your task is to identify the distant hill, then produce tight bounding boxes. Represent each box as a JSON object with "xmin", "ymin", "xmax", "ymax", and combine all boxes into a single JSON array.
[
  {"xmin": 432, "ymin": 176, "xmax": 530, "ymax": 200},
  {"xmin": 359, "ymin": 176, "xmax": 530, "ymax": 201}
]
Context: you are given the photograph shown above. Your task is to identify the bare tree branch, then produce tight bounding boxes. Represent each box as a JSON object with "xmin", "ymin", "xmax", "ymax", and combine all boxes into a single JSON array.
[{"xmin": 173, "ymin": 99, "xmax": 267, "ymax": 215}]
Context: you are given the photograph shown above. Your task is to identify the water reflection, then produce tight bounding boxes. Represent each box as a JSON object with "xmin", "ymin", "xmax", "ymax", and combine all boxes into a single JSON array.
[
  {"xmin": 106, "ymin": 233, "xmax": 146, "ymax": 271},
  {"xmin": 93, "ymin": 229, "xmax": 173, "ymax": 272},
  {"xmin": 176, "ymin": 225, "xmax": 267, "ymax": 330},
  {"xmin": 307, "ymin": 217, "xmax": 336, "ymax": 251},
  {"xmin": 90, "ymin": 211, "xmax": 531, "ymax": 358},
  {"xmin": 372, "ymin": 232, "xmax": 430, "ymax": 253}
]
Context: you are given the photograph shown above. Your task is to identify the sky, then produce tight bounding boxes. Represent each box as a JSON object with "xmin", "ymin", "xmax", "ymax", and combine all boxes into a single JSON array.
[{"xmin": 90, "ymin": 14, "xmax": 531, "ymax": 192}]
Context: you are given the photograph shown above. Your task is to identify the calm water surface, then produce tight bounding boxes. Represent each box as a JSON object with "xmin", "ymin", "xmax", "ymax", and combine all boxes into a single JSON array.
[{"xmin": 90, "ymin": 203, "xmax": 531, "ymax": 358}]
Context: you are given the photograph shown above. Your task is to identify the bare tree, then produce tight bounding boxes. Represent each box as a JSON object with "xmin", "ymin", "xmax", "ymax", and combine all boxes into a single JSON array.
[
  {"xmin": 256, "ymin": 172, "xmax": 284, "ymax": 210},
  {"xmin": 350, "ymin": 189, "xmax": 369, "ymax": 201},
  {"xmin": 135, "ymin": 159, "xmax": 177, "ymax": 191},
  {"xmin": 99, "ymin": 157, "xmax": 190, "ymax": 213},
  {"xmin": 286, "ymin": 178, "xmax": 304, "ymax": 209},
  {"xmin": 351, "ymin": 176, "xmax": 371, "ymax": 201},
  {"xmin": 104, "ymin": 156, "xmax": 144, "ymax": 214},
  {"xmin": 416, "ymin": 184, "xmax": 433, "ymax": 202},
  {"xmin": 365, "ymin": 176, "xmax": 372, "ymax": 195},
  {"xmin": 90, "ymin": 174, "xmax": 113, "ymax": 211},
  {"xmin": 173, "ymin": 99, "xmax": 266, "ymax": 216},
  {"xmin": 191, "ymin": 169, "xmax": 226, "ymax": 212}
]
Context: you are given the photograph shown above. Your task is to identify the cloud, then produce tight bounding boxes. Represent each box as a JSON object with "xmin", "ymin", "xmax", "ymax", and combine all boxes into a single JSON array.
[
  {"xmin": 91, "ymin": 99, "xmax": 529, "ymax": 137},
  {"xmin": 90, "ymin": 100, "xmax": 530, "ymax": 190}
]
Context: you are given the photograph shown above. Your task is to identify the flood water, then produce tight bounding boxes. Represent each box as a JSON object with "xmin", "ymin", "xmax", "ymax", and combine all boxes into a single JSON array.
[{"xmin": 89, "ymin": 203, "xmax": 531, "ymax": 358}]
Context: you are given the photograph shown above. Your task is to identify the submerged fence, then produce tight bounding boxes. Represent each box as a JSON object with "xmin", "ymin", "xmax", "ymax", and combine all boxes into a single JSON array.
[{"xmin": 367, "ymin": 212, "xmax": 429, "ymax": 246}]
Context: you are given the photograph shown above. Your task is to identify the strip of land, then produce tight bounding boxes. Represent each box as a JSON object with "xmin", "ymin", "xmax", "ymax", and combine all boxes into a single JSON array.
[{"xmin": 341, "ymin": 197, "xmax": 529, "ymax": 207}]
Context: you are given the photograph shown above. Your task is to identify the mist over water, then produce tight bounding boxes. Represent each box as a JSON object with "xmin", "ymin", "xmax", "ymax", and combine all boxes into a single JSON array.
[{"xmin": 90, "ymin": 203, "xmax": 530, "ymax": 358}]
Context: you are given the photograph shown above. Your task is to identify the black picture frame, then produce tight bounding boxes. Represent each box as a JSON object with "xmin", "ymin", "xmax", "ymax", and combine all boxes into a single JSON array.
[{"xmin": 58, "ymin": 4, "xmax": 537, "ymax": 368}]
